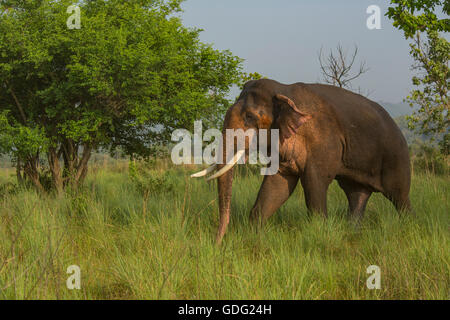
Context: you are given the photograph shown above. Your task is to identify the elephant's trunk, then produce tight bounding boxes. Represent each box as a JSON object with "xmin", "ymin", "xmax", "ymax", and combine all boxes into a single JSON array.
[
  {"xmin": 191, "ymin": 134, "xmax": 244, "ymax": 244},
  {"xmin": 190, "ymin": 103, "xmax": 244, "ymax": 244},
  {"xmin": 216, "ymin": 162, "xmax": 233, "ymax": 244},
  {"xmin": 216, "ymin": 125, "xmax": 236, "ymax": 244}
]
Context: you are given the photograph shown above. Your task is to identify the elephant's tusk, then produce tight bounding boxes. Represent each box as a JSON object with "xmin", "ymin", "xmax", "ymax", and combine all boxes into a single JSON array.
[
  {"xmin": 190, "ymin": 164, "xmax": 217, "ymax": 178},
  {"xmin": 206, "ymin": 150, "xmax": 245, "ymax": 181}
]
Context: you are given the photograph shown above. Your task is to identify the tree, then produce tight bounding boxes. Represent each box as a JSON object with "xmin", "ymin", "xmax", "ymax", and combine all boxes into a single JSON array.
[
  {"xmin": 238, "ymin": 72, "xmax": 265, "ymax": 90},
  {"xmin": 386, "ymin": 0, "xmax": 449, "ymax": 38},
  {"xmin": 318, "ymin": 44, "xmax": 370, "ymax": 94},
  {"xmin": 0, "ymin": 0, "xmax": 243, "ymax": 192},
  {"xmin": 387, "ymin": 0, "xmax": 449, "ymax": 154}
]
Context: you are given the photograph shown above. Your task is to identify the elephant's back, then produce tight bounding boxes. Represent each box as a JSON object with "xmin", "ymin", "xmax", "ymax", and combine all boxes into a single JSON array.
[{"xmin": 301, "ymin": 83, "xmax": 410, "ymax": 177}]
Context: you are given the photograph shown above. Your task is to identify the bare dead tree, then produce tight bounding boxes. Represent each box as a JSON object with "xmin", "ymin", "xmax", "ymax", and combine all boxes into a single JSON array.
[{"xmin": 318, "ymin": 44, "xmax": 370, "ymax": 91}]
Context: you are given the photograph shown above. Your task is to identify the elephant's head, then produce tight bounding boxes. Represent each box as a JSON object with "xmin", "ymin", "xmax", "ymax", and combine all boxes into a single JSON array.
[{"xmin": 192, "ymin": 79, "xmax": 311, "ymax": 244}]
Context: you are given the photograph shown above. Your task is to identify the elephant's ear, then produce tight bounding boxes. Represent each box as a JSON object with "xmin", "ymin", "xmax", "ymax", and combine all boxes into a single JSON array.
[{"xmin": 273, "ymin": 94, "xmax": 311, "ymax": 144}]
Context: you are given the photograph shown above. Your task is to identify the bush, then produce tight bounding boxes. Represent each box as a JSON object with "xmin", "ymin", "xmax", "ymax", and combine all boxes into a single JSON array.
[
  {"xmin": 0, "ymin": 182, "xmax": 18, "ymax": 198},
  {"xmin": 411, "ymin": 145, "xmax": 449, "ymax": 175},
  {"xmin": 128, "ymin": 159, "xmax": 175, "ymax": 198}
]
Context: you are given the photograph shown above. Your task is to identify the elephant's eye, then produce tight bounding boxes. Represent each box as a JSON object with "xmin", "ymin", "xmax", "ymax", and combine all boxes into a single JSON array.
[{"xmin": 245, "ymin": 112, "xmax": 257, "ymax": 123}]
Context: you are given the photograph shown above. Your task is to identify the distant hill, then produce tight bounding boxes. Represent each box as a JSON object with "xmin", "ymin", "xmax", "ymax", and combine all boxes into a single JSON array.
[{"xmin": 377, "ymin": 101, "xmax": 416, "ymax": 118}]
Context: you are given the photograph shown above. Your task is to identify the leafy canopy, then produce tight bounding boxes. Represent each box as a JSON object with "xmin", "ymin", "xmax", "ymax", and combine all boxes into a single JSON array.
[
  {"xmin": 387, "ymin": 0, "xmax": 449, "ymax": 154},
  {"xmin": 387, "ymin": 0, "xmax": 449, "ymax": 38},
  {"xmin": 0, "ymin": 0, "xmax": 243, "ymax": 161}
]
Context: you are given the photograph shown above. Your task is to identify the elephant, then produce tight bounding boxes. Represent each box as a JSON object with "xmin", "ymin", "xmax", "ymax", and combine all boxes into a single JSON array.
[{"xmin": 192, "ymin": 79, "xmax": 412, "ymax": 244}]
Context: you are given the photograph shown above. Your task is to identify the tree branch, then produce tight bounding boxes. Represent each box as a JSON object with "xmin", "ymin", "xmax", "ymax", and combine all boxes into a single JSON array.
[{"xmin": 7, "ymin": 82, "xmax": 27, "ymax": 123}]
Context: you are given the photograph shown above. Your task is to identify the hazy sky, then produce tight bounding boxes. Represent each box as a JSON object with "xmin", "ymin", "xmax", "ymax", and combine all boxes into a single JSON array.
[{"xmin": 180, "ymin": 0, "xmax": 427, "ymax": 103}]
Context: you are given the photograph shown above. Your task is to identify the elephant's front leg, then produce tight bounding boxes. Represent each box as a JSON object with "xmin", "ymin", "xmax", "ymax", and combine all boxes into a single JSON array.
[{"xmin": 250, "ymin": 172, "xmax": 299, "ymax": 225}]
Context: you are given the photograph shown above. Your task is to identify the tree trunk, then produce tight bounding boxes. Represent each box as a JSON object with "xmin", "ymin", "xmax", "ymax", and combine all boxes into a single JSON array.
[
  {"xmin": 16, "ymin": 157, "xmax": 25, "ymax": 186},
  {"xmin": 61, "ymin": 140, "xmax": 92, "ymax": 189},
  {"xmin": 62, "ymin": 139, "xmax": 77, "ymax": 183},
  {"xmin": 48, "ymin": 147, "xmax": 63, "ymax": 194},
  {"xmin": 23, "ymin": 154, "xmax": 44, "ymax": 193},
  {"xmin": 74, "ymin": 143, "xmax": 92, "ymax": 186}
]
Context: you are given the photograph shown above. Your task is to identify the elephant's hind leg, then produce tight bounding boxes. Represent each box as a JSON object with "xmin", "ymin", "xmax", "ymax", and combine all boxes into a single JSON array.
[
  {"xmin": 300, "ymin": 167, "xmax": 333, "ymax": 217},
  {"xmin": 250, "ymin": 173, "xmax": 299, "ymax": 225},
  {"xmin": 381, "ymin": 167, "xmax": 413, "ymax": 215},
  {"xmin": 383, "ymin": 191, "xmax": 413, "ymax": 215},
  {"xmin": 337, "ymin": 178, "xmax": 372, "ymax": 221}
]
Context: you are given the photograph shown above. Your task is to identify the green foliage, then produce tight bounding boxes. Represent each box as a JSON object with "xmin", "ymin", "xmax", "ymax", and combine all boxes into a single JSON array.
[
  {"xmin": 396, "ymin": 116, "xmax": 449, "ymax": 173},
  {"xmin": 387, "ymin": 1, "xmax": 449, "ymax": 154},
  {"xmin": 0, "ymin": 0, "xmax": 243, "ymax": 190},
  {"xmin": 238, "ymin": 72, "xmax": 265, "ymax": 90},
  {"xmin": 410, "ymin": 143, "xmax": 449, "ymax": 175},
  {"xmin": 0, "ymin": 111, "xmax": 49, "ymax": 158},
  {"xmin": 438, "ymin": 132, "xmax": 449, "ymax": 154},
  {"xmin": 386, "ymin": 0, "xmax": 449, "ymax": 38},
  {"xmin": 128, "ymin": 159, "xmax": 175, "ymax": 197},
  {"xmin": 0, "ymin": 181, "xmax": 18, "ymax": 198},
  {"xmin": 406, "ymin": 31, "xmax": 449, "ymax": 143}
]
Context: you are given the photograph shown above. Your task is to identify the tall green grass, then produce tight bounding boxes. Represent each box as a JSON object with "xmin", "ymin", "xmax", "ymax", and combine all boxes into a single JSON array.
[{"xmin": 0, "ymin": 163, "xmax": 448, "ymax": 299}]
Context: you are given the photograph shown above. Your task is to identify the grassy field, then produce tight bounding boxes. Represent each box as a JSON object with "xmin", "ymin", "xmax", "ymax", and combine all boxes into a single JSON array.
[{"xmin": 0, "ymin": 161, "xmax": 448, "ymax": 300}]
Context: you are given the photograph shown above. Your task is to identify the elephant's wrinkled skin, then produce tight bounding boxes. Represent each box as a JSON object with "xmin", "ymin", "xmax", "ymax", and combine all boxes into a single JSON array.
[{"xmin": 204, "ymin": 79, "xmax": 412, "ymax": 243}]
